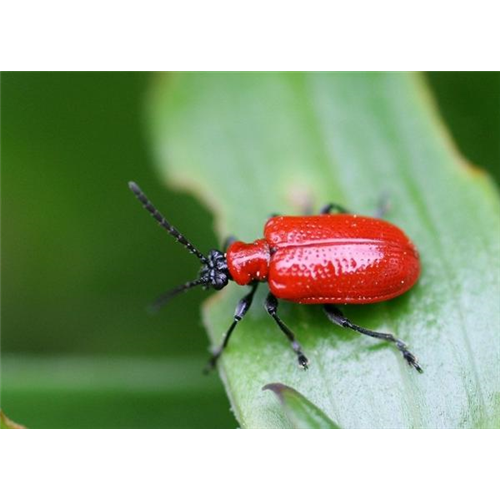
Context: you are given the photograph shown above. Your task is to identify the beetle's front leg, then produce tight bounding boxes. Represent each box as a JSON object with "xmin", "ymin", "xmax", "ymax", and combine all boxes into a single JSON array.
[
  {"xmin": 323, "ymin": 304, "xmax": 423, "ymax": 373},
  {"xmin": 223, "ymin": 235, "xmax": 238, "ymax": 252},
  {"xmin": 204, "ymin": 283, "xmax": 259, "ymax": 374},
  {"xmin": 264, "ymin": 293, "xmax": 309, "ymax": 369}
]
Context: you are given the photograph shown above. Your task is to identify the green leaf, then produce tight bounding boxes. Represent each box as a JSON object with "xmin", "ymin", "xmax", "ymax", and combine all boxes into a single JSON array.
[
  {"xmin": 148, "ymin": 73, "xmax": 500, "ymax": 429},
  {"xmin": 263, "ymin": 383, "xmax": 340, "ymax": 429},
  {"xmin": 0, "ymin": 409, "xmax": 26, "ymax": 429}
]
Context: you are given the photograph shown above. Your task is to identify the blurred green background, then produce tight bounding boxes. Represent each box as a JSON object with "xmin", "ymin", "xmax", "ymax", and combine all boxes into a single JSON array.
[{"xmin": 1, "ymin": 72, "xmax": 498, "ymax": 428}]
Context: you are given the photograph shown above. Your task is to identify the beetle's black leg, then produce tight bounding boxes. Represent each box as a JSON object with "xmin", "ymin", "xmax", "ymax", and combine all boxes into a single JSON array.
[
  {"xmin": 320, "ymin": 196, "xmax": 390, "ymax": 218},
  {"xmin": 223, "ymin": 235, "xmax": 238, "ymax": 252},
  {"xmin": 320, "ymin": 203, "xmax": 350, "ymax": 215},
  {"xmin": 323, "ymin": 304, "xmax": 423, "ymax": 373},
  {"xmin": 268, "ymin": 213, "xmax": 281, "ymax": 221},
  {"xmin": 264, "ymin": 293, "xmax": 309, "ymax": 369},
  {"xmin": 374, "ymin": 193, "xmax": 390, "ymax": 219},
  {"xmin": 204, "ymin": 283, "xmax": 259, "ymax": 374}
]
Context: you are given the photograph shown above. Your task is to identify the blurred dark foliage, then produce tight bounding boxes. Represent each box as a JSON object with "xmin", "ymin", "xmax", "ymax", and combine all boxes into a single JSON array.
[{"xmin": 427, "ymin": 72, "xmax": 499, "ymax": 184}]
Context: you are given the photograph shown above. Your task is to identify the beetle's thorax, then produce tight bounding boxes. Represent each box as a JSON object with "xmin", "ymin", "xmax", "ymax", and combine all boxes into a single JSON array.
[{"xmin": 226, "ymin": 239, "xmax": 271, "ymax": 285}]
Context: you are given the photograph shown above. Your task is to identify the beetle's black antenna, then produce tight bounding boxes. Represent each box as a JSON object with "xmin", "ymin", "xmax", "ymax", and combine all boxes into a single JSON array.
[
  {"xmin": 129, "ymin": 181, "xmax": 208, "ymax": 264},
  {"xmin": 148, "ymin": 278, "xmax": 205, "ymax": 314}
]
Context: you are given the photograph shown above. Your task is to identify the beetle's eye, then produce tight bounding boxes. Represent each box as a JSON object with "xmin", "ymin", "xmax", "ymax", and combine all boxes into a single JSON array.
[{"xmin": 213, "ymin": 273, "xmax": 228, "ymax": 290}]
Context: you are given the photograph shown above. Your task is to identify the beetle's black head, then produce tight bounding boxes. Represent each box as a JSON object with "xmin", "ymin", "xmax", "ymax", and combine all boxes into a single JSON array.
[
  {"xmin": 128, "ymin": 181, "xmax": 230, "ymax": 312},
  {"xmin": 199, "ymin": 249, "xmax": 230, "ymax": 290}
]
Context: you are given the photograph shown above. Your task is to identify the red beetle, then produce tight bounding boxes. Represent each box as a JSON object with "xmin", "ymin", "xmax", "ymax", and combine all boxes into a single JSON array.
[{"xmin": 129, "ymin": 182, "xmax": 422, "ymax": 373}]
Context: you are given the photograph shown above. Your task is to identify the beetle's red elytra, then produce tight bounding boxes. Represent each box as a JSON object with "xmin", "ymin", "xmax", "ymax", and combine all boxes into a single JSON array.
[{"xmin": 129, "ymin": 182, "xmax": 423, "ymax": 373}]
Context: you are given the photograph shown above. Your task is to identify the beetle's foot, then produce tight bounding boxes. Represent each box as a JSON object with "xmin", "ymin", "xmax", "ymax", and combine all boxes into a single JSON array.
[
  {"xmin": 396, "ymin": 341, "xmax": 423, "ymax": 373},
  {"xmin": 202, "ymin": 361, "xmax": 215, "ymax": 375},
  {"xmin": 203, "ymin": 350, "xmax": 221, "ymax": 375},
  {"xmin": 298, "ymin": 354, "xmax": 309, "ymax": 370}
]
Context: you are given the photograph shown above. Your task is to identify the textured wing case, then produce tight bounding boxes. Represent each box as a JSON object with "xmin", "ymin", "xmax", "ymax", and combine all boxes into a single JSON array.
[{"xmin": 264, "ymin": 215, "xmax": 420, "ymax": 304}]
